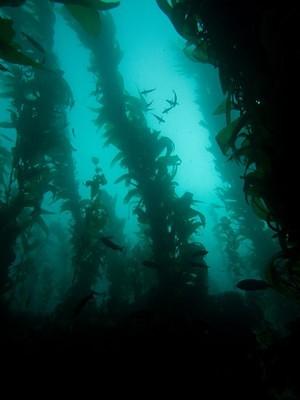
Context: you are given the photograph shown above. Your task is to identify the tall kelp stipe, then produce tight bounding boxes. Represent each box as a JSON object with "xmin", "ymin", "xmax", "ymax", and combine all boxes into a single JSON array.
[
  {"xmin": 64, "ymin": 9, "xmax": 208, "ymax": 304},
  {"xmin": 0, "ymin": 1, "xmax": 82, "ymax": 313},
  {"xmin": 157, "ymin": 0, "xmax": 300, "ymax": 300},
  {"xmin": 0, "ymin": 0, "xmax": 128, "ymax": 322}
]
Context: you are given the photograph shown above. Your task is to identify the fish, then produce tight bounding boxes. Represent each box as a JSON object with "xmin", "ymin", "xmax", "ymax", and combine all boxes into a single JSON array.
[
  {"xmin": 166, "ymin": 90, "xmax": 179, "ymax": 107},
  {"xmin": 152, "ymin": 114, "xmax": 165, "ymax": 124},
  {"xmin": 162, "ymin": 105, "xmax": 174, "ymax": 114},
  {"xmin": 72, "ymin": 128, "xmax": 75, "ymax": 137},
  {"xmin": 21, "ymin": 32, "xmax": 45, "ymax": 55},
  {"xmin": 145, "ymin": 100, "xmax": 153, "ymax": 111},
  {"xmin": 142, "ymin": 260, "xmax": 159, "ymax": 269},
  {"xmin": 138, "ymin": 91, "xmax": 154, "ymax": 112},
  {"xmin": 140, "ymin": 88, "xmax": 156, "ymax": 95},
  {"xmin": 236, "ymin": 279, "xmax": 271, "ymax": 291},
  {"xmin": 101, "ymin": 236, "xmax": 124, "ymax": 252}
]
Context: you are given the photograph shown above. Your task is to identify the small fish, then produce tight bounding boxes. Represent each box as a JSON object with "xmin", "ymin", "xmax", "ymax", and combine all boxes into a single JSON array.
[
  {"xmin": 142, "ymin": 260, "xmax": 159, "ymax": 269},
  {"xmin": 152, "ymin": 114, "xmax": 165, "ymax": 124},
  {"xmin": 21, "ymin": 32, "xmax": 45, "ymax": 55},
  {"xmin": 166, "ymin": 90, "xmax": 179, "ymax": 107},
  {"xmin": 140, "ymin": 88, "xmax": 156, "ymax": 95},
  {"xmin": 236, "ymin": 279, "xmax": 271, "ymax": 291},
  {"xmin": 101, "ymin": 236, "xmax": 123, "ymax": 252},
  {"xmin": 72, "ymin": 128, "xmax": 75, "ymax": 137},
  {"xmin": 162, "ymin": 105, "xmax": 174, "ymax": 114},
  {"xmin": 145, "ymin": 100, "xmax": 153, "ymax": 111}
]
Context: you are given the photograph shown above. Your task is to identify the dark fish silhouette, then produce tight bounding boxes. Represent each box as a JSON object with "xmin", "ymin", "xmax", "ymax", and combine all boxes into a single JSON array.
[
  {"xmin": 145, "ymin": 100, "xmax": 153, "ymax": 111},
  {"xmin": 166, "ymin": 90, "xmax": 179, "ymax": 107},
  {"xmin": 236, "ymin": 279, "xmax": 271, "ymax": 291},
  {"xmin": 162, "ymin": 105, "xmax": 174, "ymax": 114},
  {"xmin": 140, "ymin": 88, "xmax": 156, "ymax": 95},
  {"xmin": 152, "ymin": 114, "xmax": 165, "ymax": 124},
  {"xmin": 101, "ymin": 236, "xmax": 123, "ymax": 252}
]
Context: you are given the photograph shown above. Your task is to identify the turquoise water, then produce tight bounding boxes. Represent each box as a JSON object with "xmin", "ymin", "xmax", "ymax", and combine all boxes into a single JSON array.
[
  {"xmin": 0, "ymin": 0, "xmax": 277, "ymax": 313},
  {"xmin": 54, "ymin": 0, "xmax": 231, "ymax": 292}
]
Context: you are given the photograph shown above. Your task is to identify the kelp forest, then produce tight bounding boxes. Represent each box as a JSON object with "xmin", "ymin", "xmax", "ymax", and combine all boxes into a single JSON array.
[{"xmin": 0, "ymin": 1, "xmax": 300, "ymax": 397}]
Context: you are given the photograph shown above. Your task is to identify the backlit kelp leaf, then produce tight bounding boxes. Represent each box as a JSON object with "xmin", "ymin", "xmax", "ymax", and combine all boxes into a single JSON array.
[
  {"xmin": 110, "ymin": 151, "xmax": 124, "ymax": 167},
  {"xmin": 216, "ymin": 114, "xmax": 248, "ymax": 155},
  {"xmin": 216, "ymin": 117, "xmax": 241, "ymax": 155},
  {"xmin": 124, "ymin": 188, "xmax": 139, "ymax": 204},
  {"xmin": 65, "ymin": 5, "xmax": 102, "ymax": 36},
  {"xmin": 229, "ymin": 144, "xmax": 252, "ymax": 163},
  {"xmin": 213, "ymin": 99, "xmax": 227, "ymax": 115},
  {"xmin": 250, "ymin": 196, "xmax": 270, "ymax": 221},
  {"xmin": 183, "ymin": 44, "xmax": 209, "ymax": 64},
  {"xmin": 114, "ymin": 173, "xmax": 131, "ymax": 185},
  {"xmin": 192, "ymin": 43, "xmax": 210, "ymax": 64},
  {"xmin": 0, "ymin": 42, "xmax": 43, "ymax": 68}
]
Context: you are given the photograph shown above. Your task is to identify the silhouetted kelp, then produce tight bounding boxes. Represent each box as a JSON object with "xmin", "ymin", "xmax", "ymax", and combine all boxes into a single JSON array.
[
  {"xmin": 0, "ymin": 2, "xmax": 84, "ymax": 312},
  {"xmin": 64, "ymin": 11, "xmax": 208, "ymax": 298},
  {"xmin": 157, "ymin": 0, "xmax": 300, "ymax": 300}
]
